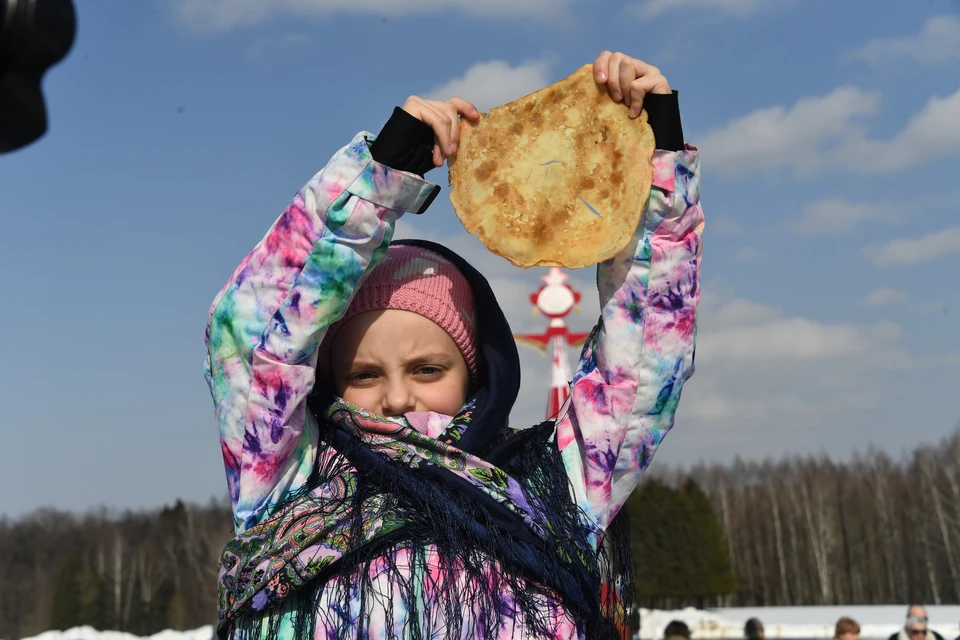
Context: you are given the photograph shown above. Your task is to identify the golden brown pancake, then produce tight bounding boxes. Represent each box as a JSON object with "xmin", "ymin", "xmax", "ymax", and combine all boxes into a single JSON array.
[{"xmin": 447, "ymin": 64, "xmax": 655, "ymax": 269}]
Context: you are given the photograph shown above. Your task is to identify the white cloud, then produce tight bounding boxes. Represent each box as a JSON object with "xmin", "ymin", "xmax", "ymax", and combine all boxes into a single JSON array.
[
  {"xmin": 869, "ymin": 226, "xmax": 960, "ymax": 267},
  {"xmin": 863, "ymin": 287, "xmax": 909, "ymax": 308},
  {"xmin": 171, "ymin": 0, "xmax": 574, "ymax": 32},
  {"xmin": 660, "ymin": 287, "xmax": 960, "ymax": 463},
  {"xmin": 837, "ymin": 89, "xmax": 960, "ymax": 173},
  {"xmin": 424, "ymin": 59, "xmax": 553, "ymax": 113},
  {"xmin": 696, "ymin": 311, "xmax": 902, "ymax": 365},
  {"xmin": 793, "ymin": 198, "xmax": 900, "ymax": 235},
  {"xmin": 701, "ymin": 87, "xmax": 960, "ymax": 177},
  {"xmin": 698, "ymin": 86, "xmax": 880, "ymax": 176},
  {"xmin": 631, "ymin": 0, "xmax": 799, "ymax": 20},
  {"xmin": 848, "ymin": 15, "xmax": 960, "ymax": 66},
  {"xmin": 794, "ymin": 192, "xmax": 955, "ymax": 236}
]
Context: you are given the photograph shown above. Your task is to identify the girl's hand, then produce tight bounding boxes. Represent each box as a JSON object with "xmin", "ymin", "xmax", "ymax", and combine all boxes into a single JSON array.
[
  {"xmin": 401, "ymin": 96, "xmax": 481, "ymax": 167},
  {"xmin": 592, "ymin": 51, "xmax": 672, "ymax": 119}
]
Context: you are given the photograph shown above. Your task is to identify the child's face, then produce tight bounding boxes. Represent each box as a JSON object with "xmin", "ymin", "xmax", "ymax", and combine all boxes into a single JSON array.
[{"xmin": 331, "ymin": 309, "xmax": 470, "ymax": 418}]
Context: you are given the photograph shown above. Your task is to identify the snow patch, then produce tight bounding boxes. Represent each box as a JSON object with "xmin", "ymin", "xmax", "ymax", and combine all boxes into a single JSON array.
[
  {"xmin": 641, "ymin": 606, "xmax": 960, "ymax": 640},
  {"xmin": 17, "ymin": 626, "xmax": 214, "ymax": 640},
  {"xmin": 16, "ymin": 607, "xmax": 960, "ymax": 640}
]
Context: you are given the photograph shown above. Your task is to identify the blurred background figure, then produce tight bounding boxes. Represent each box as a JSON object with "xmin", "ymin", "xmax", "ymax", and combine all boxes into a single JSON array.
[
  {"xmin": 835, "ymin": 617, "xmax": 861, "ymax": 640},
  {"xmin": 745, "ymin": 618, "xmax": 765, "ymax": 640},
  {"xmin": 664, "ymin": 620, "xmax": 692, "ymax": 640},
  {"xmin": 889, "ymin": 605, "xmax": 945, "ymax": 640}
]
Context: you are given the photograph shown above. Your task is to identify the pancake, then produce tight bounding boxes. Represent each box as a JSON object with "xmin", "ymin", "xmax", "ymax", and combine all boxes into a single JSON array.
[{"xmin": 447, "ymin": 64, "xmax": 655, "ymax": 269}]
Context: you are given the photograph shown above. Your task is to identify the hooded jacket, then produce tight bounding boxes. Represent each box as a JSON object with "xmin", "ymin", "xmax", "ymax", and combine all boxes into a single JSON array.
[{"xmin": 205, "ymin": 119, "xmax": 702, "ymax": 639}]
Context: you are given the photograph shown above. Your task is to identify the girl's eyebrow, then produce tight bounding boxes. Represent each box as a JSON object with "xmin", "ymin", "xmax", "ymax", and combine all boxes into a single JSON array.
[
  {"xmin": 346, "ymin": 353, "xmax": 455, "ymax": 370},
  {"xmin": 345, "ymin": 359, "xmax": 383, "ymax": 371},
  {"xmin": 406, "ymin": 352, "xmax": 456, "ymax": 364}
]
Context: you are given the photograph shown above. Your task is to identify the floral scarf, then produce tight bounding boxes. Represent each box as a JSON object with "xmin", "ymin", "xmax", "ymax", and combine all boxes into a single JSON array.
[{"xmin": 216, "ymin": 396, "xmax": 625, "ymax": 640}]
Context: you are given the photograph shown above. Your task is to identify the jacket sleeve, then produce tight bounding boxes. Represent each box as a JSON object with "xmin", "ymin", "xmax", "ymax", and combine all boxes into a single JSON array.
[
  {"xmin": 204, "ymin": 133, "xmax": 438, "ymax": 534},
  {"xmin": 555, "ymin": 145, "xmax": 703, "ymax": 533}
]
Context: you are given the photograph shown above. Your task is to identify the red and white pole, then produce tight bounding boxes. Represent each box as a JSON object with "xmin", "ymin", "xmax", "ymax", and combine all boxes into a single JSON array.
[{"xmin": 514, "ymin": 268, "xmax": 590, "ymax": 421}]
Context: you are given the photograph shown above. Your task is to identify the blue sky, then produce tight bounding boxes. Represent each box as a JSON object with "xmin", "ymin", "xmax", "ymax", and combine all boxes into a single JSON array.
[{"xmin": 1, "ymin": 0, "xmax": 958, "ymax": 517}]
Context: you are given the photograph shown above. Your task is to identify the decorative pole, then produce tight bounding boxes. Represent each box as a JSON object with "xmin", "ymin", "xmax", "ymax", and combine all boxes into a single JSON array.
[{"xmin": 514, "ymin": 268, "xmax": 591, "ymax": 420}]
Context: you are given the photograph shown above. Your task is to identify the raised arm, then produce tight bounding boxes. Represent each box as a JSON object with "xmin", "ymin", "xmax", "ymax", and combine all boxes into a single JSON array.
[
  {"xmin": 205, "ymin": 98, "xmax": 480, "ymax": 534},
  {"xmin": 204, "ymin": 135, "xmax": 439, "ymax": 533},
  {"xmin": 558, "ymin": 145, "xmax": 702, "ymax": 532},
  {"xmin": 556, "ymin": 52, "xmax": 703, "ymax": 533}
]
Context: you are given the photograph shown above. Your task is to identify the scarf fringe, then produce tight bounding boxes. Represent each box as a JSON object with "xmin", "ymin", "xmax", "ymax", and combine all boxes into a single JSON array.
[{"xmin": 221, "ymin": 419, "xmax": 632, "ymax": 640}]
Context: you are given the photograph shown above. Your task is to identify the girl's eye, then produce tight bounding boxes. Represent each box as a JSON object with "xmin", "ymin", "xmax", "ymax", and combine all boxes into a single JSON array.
[
  {"xmin": 349, "ymin": 372, "xmax": 376, "ymax": 383},
  {"xmin": 417, "ymin": 366, "xmax": 442, "ymax": 377}
]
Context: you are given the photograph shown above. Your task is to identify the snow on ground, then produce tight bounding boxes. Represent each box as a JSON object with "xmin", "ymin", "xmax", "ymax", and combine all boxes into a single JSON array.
[
  {"xmin": 16, "ymin": 607, "xmax": 960, "ymax": 640},
  {"xmin": 17, "ymin": 626, "xmax": 214, "ymax": 640},
  {"xmin": 642, "ymin": 606, "xmax": 960, "ymax": 640}
]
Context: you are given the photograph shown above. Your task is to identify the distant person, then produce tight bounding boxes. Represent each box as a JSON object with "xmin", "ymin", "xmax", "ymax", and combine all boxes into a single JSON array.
[
  {"xmin": 889, "ymin": 605, "xmax": 945, "ymax": 640},
  {"xmin": 745, "ymin": 618, "xmax": 765, "ymax": 640},
  {"xmin": 665, "ymin": 620, "xmax": 692, "ymax": 640},
  {"xmin": 835, "ymin": 617, "xmax": 861, "ymax": 640}
]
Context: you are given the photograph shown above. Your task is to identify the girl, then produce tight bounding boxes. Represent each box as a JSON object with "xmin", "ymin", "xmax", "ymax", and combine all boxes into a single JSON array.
[{"xmin": 205, "ymin": 50, "xmax": 703, "ymax": 640}]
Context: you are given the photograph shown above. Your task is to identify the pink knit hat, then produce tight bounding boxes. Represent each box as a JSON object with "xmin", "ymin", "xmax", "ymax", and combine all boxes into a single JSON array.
[{"xmin": 319, "ymin": 245, "xmax": 479, "ymax": 380}]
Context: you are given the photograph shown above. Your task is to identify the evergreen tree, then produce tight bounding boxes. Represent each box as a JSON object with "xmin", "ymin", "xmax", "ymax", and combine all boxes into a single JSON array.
[
  {"xmin": 629, "ymin": 479, "xmax": 686, "ymax": 599},
  {"xmin": 50, "ymin": 551, "xmax": 107, "ymax": 630},
  {"xmin": 76, "ymin": 556, "xmax": 108, "ymax": 629},
  {"xmin": 166, "ymin": 589, "xmax": 188, "ymax": 630},
  {"xmin": 50, "ymin": 552, "xmax": 83, "ymax": 630},
  {"xmin": 627, "ymin": 477, "xmax": 737, "ymax": 605},
  {"xmin": 680, "ymin": 478, "xmax": 737, "ymax": 598}
]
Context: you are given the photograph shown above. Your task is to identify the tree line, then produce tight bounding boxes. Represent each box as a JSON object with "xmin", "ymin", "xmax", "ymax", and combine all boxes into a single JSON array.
[
  {"xmin": 2, "ymin": 428, "xmax": 959, "ymax": 639},
  {"xmin": 650, "ymin": 429, "xmax": 960, "ymax": 608},
  {"xmin": 0, "ymin": 500, "xmax": 231, "ymax": 640}
]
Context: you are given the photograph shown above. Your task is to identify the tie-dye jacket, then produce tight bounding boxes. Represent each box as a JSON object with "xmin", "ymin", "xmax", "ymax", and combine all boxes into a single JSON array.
[{"xmin": 204, "ymin": 132, "xmax": 703, "ymax": 638}]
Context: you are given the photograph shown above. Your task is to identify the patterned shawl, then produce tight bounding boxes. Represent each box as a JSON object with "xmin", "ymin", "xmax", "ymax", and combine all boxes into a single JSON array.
[
  {"xmin": 215, "ymin": 240, "xmax": 630, "ymax": 640},
  {"xmin": 216, "ymin": 396, "xmax": 628, "ymax": 640}
]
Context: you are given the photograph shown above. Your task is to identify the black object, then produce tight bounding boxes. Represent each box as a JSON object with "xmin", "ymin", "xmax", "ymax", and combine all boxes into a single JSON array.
[
  {"xmin": 369, "ymin": 106, "xmax": 438, "ymax": 177},
  {"xmin": 0, "ymin": 0, "xmax": 76, "ymax": 153},
  {"xmin": 644, "ymin": 90, "xmax": 685, "ymax": 152}
]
